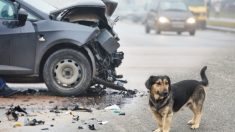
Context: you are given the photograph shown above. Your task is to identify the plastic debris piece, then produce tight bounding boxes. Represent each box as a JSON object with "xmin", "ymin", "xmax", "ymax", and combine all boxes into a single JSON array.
[
  {"xmin": 73, "ymin": 116, "xmax": 79, "ymax": 121},
  {"xmin": 72, "ymin": 105, "xmax": 92, "ymax": 113},
  {"xmin": 98, "ymin": 120, "xmax": 109, "ymax": 125},
  {"xmin": 78, "ymin": 126, "xmax": 84, "ymax": 129},
  {"xmin": 88, "ymin": 124, "xmax": 96, "ymax": 130},
  {"xmin": 104, "ymin": 105, "xmax": 120, "ymax": 111},
  {"xmin": 119, "ymin": 112, "xmax": 126, "ymax": 116},
  {"xmin": 13, "ymin": 122, "xmax": 23, "ymax": 128},
  {"xmin": 25, "ymin": 119, "xmax": 45, "ymax": 126},
  {"xmin": 6, "ymin": 106, "xmax": 28, "ymax": 121}
]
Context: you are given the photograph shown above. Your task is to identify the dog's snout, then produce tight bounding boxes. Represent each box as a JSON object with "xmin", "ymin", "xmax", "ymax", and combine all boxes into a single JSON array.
[
  {"xmin": 159, "ymin": 91, "xmax": 168, "ymax": 97},
  {"xmin": 163, "ymin": 91, "xmax": 168, "ymax": 96}
]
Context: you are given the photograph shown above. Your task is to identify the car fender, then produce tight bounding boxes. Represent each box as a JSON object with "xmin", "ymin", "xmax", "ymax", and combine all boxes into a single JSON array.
[{"xmin": 34, "ymin": 20, "xmax": 99, "ymax": 75}]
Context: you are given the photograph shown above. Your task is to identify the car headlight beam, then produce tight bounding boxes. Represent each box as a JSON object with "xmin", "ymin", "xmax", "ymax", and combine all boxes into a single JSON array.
[
  {"xmin": 158, "ymin": 16, "xmax": 170, "ymax": 23},
  {"xmin": 187, "ymin": 17, "xmax": 196, "ymax": 24}
]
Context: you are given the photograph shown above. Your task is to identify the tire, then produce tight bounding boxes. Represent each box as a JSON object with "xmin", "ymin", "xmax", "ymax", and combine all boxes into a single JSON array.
[
  {"xmin": 145, "ymin": 24, "xmax": 150, "ymax": 34},
  {"xmin": 43, "ymin": 49, "xmax": 92, "ymax": 96},
  {"xmin": 177, "ymin": 32, "xmax": 182, "ymax": 35},
  {"xmin": 200, "ymin": 21, "xmax": 207, "ymax": 29},
  {"xmin": 156, "ymin": 29, "xmax": 161, "ymax": 35},
  {"xmin": 189, "ymin": 30, "xmax": 196, "ymax": 36}
]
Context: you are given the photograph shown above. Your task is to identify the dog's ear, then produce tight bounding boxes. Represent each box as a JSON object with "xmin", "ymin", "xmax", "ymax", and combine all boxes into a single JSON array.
[
  {"xmin": 145, "ymin": 76, "xmax": 155, "ymax": 90},
  {"xmin": 164, "ymin": 75, "xmax": 171, "ymax": 90}
]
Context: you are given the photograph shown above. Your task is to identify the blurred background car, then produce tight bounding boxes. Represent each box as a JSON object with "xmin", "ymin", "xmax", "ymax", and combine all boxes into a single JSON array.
[
  {"xmin": 184, "ymin": 0, "xmax": 208, "ymax": 29},
  {"xmin": 145, "ymin": 0, "xmax": 197, "ymax": 35}
]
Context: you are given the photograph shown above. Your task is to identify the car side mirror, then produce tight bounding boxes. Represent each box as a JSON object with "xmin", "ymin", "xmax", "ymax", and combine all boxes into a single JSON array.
[{"xmin": 18, "ymin": 8, "xmax": 28, "ymax": 26}]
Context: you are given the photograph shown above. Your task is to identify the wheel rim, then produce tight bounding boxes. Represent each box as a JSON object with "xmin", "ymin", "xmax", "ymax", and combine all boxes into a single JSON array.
[{"xmin": 53, "ymin": 59, "xmax": 82, "ymax": 89}]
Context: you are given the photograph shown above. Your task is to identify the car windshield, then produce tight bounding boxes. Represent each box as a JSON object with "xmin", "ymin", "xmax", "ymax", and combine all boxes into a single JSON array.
[
  {"xmin": 159, "ymin": 1, "xmax": 188, "ymax": 11},
  {"xmin": 184, "ymin": 0, "xmax": 204, "ymax": 6},
  {"xmin": 22, "ymin": 0, "xmax": 57, "ymax": 14}
]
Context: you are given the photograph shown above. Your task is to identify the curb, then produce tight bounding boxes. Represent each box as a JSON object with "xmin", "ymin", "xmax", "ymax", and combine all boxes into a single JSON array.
[{"xmin": 207, "ymin": 26, "xmax": 235, "ymax": 33}]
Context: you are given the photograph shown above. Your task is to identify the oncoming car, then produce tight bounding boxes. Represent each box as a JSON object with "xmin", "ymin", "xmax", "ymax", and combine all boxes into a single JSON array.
[
  {"xmin": 145, "ymin": 0, "xmax": 196, "ymax": 35},
  {"xmin": 0, "ymin": 0, "xmax": 125, "ymax": 96}
]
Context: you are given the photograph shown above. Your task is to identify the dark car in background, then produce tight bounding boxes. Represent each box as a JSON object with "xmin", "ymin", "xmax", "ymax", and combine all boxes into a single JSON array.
[
  {"xmin": 0, "ymin": 0, "xmax": 125, "ymax": 96},
  {"xmin": 145, "ymin": 0, "xmax": 196, "ymax": 35}
]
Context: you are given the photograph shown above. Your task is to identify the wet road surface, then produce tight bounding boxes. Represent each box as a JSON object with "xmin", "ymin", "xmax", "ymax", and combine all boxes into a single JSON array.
[{"xmin": 0, "ymin": 22, "xmax": 235, "ymax": 132}]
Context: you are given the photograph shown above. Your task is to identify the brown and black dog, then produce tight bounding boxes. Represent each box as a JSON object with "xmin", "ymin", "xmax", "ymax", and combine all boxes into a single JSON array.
[{"xmin": 145, "ymin": 66, "xmax": 208, "ymax": 132}]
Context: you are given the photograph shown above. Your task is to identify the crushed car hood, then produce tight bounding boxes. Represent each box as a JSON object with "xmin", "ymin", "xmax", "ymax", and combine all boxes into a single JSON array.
[{"xmin": 50, "ymin": 0, "xmax": 117, "ymax": 17}]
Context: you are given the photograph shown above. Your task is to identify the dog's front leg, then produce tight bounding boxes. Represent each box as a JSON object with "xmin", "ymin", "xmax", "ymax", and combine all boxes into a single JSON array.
[
  {"xmin": 162, "ymin": 110, "xmax": 173, "ymax": 132},
  {"xmin": 152, "ymin": 111, "xmax": 163, "ymax": 132}
]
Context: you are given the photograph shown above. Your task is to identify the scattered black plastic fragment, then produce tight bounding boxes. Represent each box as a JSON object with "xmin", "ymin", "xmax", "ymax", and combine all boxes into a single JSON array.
[
  {"xmin": 0, "ymin": 107, "xmax": 5, "ymax": 109},
  {"xmin": 5, "ymin": 106, "xmax": 27, "ymax": 121},
  {"xmin": 88, "ymin": 124, "xmax": 96, "ymax": 130},
  {"xmin": 119, "ymin": 112, "xmax": 126, "ymax": 116},
  {"xmin": 26, "ymin": 119, "xmax": 45, "ymax": 126},
  {"xmin": 78, "ymin": 126, "xmax": 84, "ymax": 129},
  {"xmin": 50, "ymin": 106, "xmax": 61, "ymax": 113},
  {"xmin": 59, "ymin": 107, "xmax": 68, "ymax": 110},
  {"xmin": 72, "ymin": 105, "xmax": 92, "ymax": 113},
  {"xmin": 73, "ymin": 116, "xmax": 79, "ymax": 121}
]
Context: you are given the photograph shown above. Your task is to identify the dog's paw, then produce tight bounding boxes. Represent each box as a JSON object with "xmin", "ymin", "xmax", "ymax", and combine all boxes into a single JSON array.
[
  {"xmin": 187, "ymin": 120, "xmax": 195, "ymax": 125},
  {"xmin": 153, "ymin": 128, "xmax": 162, "ymax": 132},
  {"xmin": 191, "ymin": 124, "xmax": 199, "ymax": 129}
]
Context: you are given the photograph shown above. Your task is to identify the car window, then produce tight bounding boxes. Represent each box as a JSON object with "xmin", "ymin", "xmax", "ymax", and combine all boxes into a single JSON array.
[
  {"xmin": 184, "ymin": 0, "xmax": 204, "ymax": 6},
  {"xmin": 159, "ymin": 1, "xmax": 188, "ymax": 11},
  {"xmin": 0, "ymin": 0, "xmax": 16, "ymax": 20}
]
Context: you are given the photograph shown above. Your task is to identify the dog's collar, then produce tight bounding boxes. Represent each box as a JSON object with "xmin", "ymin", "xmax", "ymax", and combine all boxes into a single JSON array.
[{"xmin": 149, "ymin": 93, "xmax": 172, "ymax": 111}]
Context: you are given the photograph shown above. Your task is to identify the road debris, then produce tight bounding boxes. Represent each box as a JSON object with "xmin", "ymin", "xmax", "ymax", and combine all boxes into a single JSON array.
[
  {"xmin": 73, "ymin": 116, "xmax": 80, "ymax": 121},
  {"xmin": 0, "ymin": 107, "xmax": 5, "ymax": 109},
  {"xmin": 119, "ymin": 112, "xmax": 126, "ymax": 116},
  {"xmin": 78, "ymin": 126, "xmax": 84, "ymax": 129},
  {"xmin": 13, "ymin": 122, "xmax": 23, "ymax": 128},
  {"xmin": 6, "ymin": 106, "xmax": 27, "ymax": 121},
  {"xmin": 104, "ymin": 105, "xmax": 120, "ymax": 111},
  {"xmin": 104, "ymin": 104, "xmax": 126, "ymax": 116},
  {"xmin": 88, "ymin": 124, "xmax": 96, "ymax": 130},
  {"xmin": 72, "ymin": 105, "xmax": 92, "ymax": 113},
  {"xmin": 25, "ymin": 118, "xmax": 45, "ymax": 126},
  {"xmin": 50, "ymin": 106, "xmax": 60, "ymax": 113},
  {"xmin": 98, "ymin": 120, "xmax": 109, "ymax": 125},
  {"xmin": 41, "ymin": 128, "xmax": 49, "ymax": 130}
]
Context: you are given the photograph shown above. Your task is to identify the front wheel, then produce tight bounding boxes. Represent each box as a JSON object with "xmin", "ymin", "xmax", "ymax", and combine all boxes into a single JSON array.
[
  {"xmin": 145, "ymin": 24, "xmax": 150, "ymax": 34},
  {"xmin": 43, "ymin": 49, "xmax": 92, "ymax": 96},
  {"xmin": 189, "ymin": 30, "xmax": 196, "ymax": 36}
]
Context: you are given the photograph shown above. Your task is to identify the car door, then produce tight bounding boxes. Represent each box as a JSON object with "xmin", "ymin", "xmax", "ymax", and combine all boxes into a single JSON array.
[
  {"xmin": 0, "ymin": 0, "xmax": 36, "ymax": 75},
  {"xmin": 0, "ymin": 0, "xmax": 16, "ymax": 67},
  {"xmin": 147, "ymin": 0, "xmax": 159, "ymax": 28}
]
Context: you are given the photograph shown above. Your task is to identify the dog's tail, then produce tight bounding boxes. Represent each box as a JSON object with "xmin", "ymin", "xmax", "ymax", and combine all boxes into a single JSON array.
[{"xmin": 200, "ymin": 66, "xmax": 209, "ymax": 86}]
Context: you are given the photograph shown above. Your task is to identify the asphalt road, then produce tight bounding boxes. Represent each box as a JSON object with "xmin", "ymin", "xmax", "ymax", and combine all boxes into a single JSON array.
[{"xmin": 0, "ymin": 22, "xmax": 235, "ymax": 132}]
